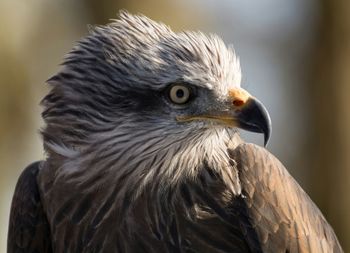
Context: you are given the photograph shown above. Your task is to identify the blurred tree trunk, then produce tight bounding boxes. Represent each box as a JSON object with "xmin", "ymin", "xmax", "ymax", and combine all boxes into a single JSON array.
[{"xmin": 308, "ymin": 0, "xmax": 350, "ymax": 250}]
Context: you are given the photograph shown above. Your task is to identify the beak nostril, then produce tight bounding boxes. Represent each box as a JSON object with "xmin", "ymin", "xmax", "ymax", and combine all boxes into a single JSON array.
[{"xmin": 233, "ymin": 99, "xmax": 245, "ymax": 107}]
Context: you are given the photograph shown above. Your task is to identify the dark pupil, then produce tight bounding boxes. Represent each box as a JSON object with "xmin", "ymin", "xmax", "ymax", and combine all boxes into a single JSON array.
[{"xmin": 176, "ymin": 89, "xmax": 185, "ymax": 98}]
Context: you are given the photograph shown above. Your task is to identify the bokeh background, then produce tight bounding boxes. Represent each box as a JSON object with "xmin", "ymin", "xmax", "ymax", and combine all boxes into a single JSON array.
[{"xmin": 1, "ymin": 0, "xmax": 349, "ymax": 251}]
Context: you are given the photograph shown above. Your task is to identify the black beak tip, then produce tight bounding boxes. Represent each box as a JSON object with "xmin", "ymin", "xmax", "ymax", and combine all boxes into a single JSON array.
[
  {"xmin": 263, "ymin": 127, "xmax": 271, "ymax": 147},
  {"xmin": 261, "ymin": 110, "xmax": 271, "ymax": 147},
  {"xmin": 236, "ymin": 97, "xmax": 272, "ymax": 147},
  {"xmin": 262, "ymin": 108, "xmax": 272, "ymax": 147}
]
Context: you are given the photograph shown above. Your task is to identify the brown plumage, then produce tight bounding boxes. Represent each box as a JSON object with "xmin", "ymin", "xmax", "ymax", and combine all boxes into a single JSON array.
[
  {"xmin": 230, "ymin": 144, "xmax": 342, "ymax": 252},
  {"xmin": 8, "ymin": 11, "xmax": 343, "ymax": 253}
]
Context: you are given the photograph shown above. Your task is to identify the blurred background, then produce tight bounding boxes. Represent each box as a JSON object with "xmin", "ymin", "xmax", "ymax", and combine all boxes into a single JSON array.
[{"xmin": 0, "ymin": 0, "xmax": 349, "ymax": 251}]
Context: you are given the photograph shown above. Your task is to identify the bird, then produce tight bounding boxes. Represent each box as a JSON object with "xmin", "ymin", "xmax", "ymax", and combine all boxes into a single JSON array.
[{"xmin": 8, "ymin": 11, "xmax": 343, "ymax": 253}]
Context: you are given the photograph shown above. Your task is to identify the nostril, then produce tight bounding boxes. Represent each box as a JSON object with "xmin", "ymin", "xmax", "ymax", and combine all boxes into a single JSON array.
[{"xmin": 233, "ymin": 99, "xmax": 244, "ymax": 107}]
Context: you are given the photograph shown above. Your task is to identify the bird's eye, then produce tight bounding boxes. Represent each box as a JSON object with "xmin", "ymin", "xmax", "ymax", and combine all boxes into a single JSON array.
[{"xmin": 169, "ymin": 85, "xmax": 191, "ymax": 104}]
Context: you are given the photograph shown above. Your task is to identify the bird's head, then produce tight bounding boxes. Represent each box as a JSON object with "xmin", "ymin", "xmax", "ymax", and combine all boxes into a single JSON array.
[{"xmin": 42, "ymin": 12, "xmax": 271, "ymax": 184}]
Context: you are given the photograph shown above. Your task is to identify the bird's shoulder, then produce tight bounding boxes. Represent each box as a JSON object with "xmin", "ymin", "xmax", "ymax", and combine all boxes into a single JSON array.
[
  {"xmin": 228, "ymin": 143, "xmax": 343, "ymax": 253},
  {"xmin": 7, "ymin": 161, "xmax": 52, "ymax": 253}
]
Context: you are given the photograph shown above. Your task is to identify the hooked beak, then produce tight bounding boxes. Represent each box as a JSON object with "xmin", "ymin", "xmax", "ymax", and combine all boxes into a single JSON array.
[
  {"xmin": 226, "ymin": 88, "xmax": 271, "ymax": 146},
  {"xmin": 234, "ymin": 97, "xmax": 272, "ymax": 146},
  {"xmin": 177, "ymin": 87, "xmax": 272, "ymax": 146}
]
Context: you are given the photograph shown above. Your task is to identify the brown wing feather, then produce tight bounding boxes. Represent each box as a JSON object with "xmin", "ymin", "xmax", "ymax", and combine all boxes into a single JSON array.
[
  {"xmin": 7, "ymin": 161, "xmax": 52, "ymax": 253},
  {"xmin": 229, "ymin": 143, "xmax": 343, "ymax": 253}
]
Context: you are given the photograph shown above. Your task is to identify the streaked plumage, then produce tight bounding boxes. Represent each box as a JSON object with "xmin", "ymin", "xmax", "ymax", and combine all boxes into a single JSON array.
[{"xmin": 8, "ymin": 11, "xmax": 343, "ymax": 253}]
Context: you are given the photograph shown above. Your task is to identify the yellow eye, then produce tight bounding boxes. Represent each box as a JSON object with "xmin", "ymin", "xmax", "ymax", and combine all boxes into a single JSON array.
[{"xmin": 169, "ymin": 85, "xmax": 191, "ymax": 104}]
